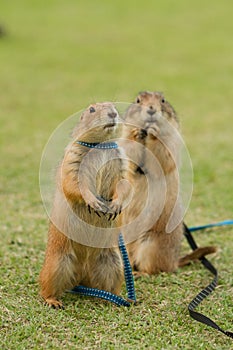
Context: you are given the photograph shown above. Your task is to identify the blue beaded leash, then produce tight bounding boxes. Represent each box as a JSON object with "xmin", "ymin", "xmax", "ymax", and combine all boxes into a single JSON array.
[
  {"xmin": 76, "ymin": 140, "xmax": 118, "ymax": 149},
  {"xmin": 70, "ymin": 233, "xmax": 136, "ymax": 307},
  {"xmin": 189, "ymin": 219, "xmax": 233, "ymax": 232}
]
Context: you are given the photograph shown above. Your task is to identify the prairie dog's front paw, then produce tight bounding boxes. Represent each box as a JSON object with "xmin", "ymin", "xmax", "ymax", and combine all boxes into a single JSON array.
[
  {"xmin": 131, "ymin": 128, "xmax": 147, "ymax": 141},
  {"xmin": 146, "ymin": 125, "xmax": 160, "ymax": 139},
  {"xmin": 107, "ymin": 200, "xmax": 122, "ymax": 221},
  {"xmin": 85, "ymin": 192, "xmax": 109, "ymax": 215}
]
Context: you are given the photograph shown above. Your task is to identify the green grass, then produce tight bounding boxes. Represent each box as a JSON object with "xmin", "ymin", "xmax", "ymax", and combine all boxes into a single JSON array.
[{"xmin": 1, "ymin": 0, "xmax": 233, "ymax": 349}]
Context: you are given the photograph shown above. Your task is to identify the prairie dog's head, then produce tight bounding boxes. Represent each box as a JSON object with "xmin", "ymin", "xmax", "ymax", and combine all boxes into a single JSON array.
[
  {"xmin": 72, "ymin": 102, "xmax": 121, "ymax": 142},
  {"xmin": 124, "ymin": 91, "xmax": 179, "ymax": 129}
]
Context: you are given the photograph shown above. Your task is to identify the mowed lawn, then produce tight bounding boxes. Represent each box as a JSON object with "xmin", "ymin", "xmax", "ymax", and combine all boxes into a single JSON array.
[{"xmin": 0, "ymin": 1, "xmax": 233, "ymax": 349}]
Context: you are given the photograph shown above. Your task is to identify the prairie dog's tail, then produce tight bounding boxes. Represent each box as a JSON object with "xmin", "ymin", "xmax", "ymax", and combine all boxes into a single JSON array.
[{"xmin": 178, "ymin": 246, "xmax": 217, "ymax": 267}]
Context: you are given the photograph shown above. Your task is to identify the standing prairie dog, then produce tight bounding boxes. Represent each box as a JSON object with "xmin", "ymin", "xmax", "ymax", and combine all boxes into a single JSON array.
[
  {"xmin": 121, "ymin": 91, "xmax": 216, "ymax": 276},
  {"xmin": 39, "ymin": 102, "xmax": 130, "ymax": 308}
]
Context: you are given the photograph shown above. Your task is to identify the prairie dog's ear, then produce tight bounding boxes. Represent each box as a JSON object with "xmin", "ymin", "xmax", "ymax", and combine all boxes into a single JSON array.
[
  {"xmin": 135, "ymin": 91, "xmax": 150, "ymax": 102},
  {"xmin": 156, "ymin": 91, "xmax": 164, "ymax": 96},
  {"xmin": 89, "ymin": 106, "xmax": 96, "ymax": 114}
]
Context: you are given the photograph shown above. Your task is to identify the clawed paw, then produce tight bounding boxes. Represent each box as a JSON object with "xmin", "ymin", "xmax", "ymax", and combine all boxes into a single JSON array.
[
  {"xmin": 86, "ymin": 195, "xmax": 122, "ymax": 220},
  {"xmin": 86, "ymin": 197, "xmax": 109, "ymax": 216},
  {"xmin": 146, "ymin": 125, "xmax": 160, "ymax": 139},
  {"xmin": 44, "ymin": 298, "xmax": 64, "ymax": 310},
  {"xmin": 107, "ymin": 201, "xmax": 122, "ymax": 221},
  {"xmin": 88, "ymin": 204, "xmax": 102, "ymax": 217},
  {"xmin": 131, "ymin": 128, "xmax": 147, "ymax": 141},
  {"xmin": 132, "ymin": 271, "xmax": 149, "ymax": 279}
]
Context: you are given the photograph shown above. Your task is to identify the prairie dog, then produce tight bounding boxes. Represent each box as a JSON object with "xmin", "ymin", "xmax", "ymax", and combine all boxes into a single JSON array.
[
  {"xmin": 39, "ymin": 102, "xmax": 130, "ymax": 308},
  {"xmin": 121, "ymin": 91, "xmax": 216, "ymax": 276}
]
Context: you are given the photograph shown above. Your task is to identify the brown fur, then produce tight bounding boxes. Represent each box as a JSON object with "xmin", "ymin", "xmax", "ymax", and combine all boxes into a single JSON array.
[
  {"xmin": 39, "ymin": 102, "xmax": 130, "ymax": 308},
  {"xmin": 121, "ymin": 91, "xmax": 216, "ymax": 276}
]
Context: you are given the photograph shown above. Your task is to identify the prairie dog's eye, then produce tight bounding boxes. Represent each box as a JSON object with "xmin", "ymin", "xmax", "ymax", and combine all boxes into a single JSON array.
[
  {"xmin": 161, "ymin": 98, "xmax": 165, "ymax": 103},
  {"xmin": 89, "ymin": 106, "xmax": 95, "ymax": 113},
  {"xmin": 136, "ymin": 97, "xmax": 141, "ymax": 103}
]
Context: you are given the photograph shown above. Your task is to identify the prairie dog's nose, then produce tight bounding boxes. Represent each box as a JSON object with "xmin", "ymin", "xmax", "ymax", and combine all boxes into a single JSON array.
[
  {"xmin": 147, "ymin": 108, "xmax": 156, "ymax": 116},
  {"xmin": 108, "ymin": 111, "xmax": 117, "ymax": 119},
  {"xmin": 147, "ymin": 109, "xmax": 156, "ymax": 116}
]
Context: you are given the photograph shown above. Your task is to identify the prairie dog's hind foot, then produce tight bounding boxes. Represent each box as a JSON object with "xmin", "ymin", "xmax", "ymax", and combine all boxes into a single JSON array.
[
  {"xmin": 133, "ymin": 271, "xmax": 150, "ymax": 279},
  {"xmin": 43, "ymin": 297, "xmax": 64, "ymax": 310}
]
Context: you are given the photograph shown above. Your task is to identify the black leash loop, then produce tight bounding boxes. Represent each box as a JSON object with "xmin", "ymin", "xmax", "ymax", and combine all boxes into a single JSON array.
[{"xmin": 184, "ymin": 223, "xmax": 233, "ymax": 339}]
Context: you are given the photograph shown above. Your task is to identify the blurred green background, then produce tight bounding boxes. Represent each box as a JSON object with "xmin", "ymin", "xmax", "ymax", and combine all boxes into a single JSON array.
[{"xmin": 1, "ymin": 1, "xmax": 232, "ymax": 349}]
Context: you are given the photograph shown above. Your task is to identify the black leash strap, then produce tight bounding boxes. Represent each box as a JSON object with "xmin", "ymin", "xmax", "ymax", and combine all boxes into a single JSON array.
[{"xmin": 184, "ymin": 223, "xmax": 233, "ymax": 338}]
